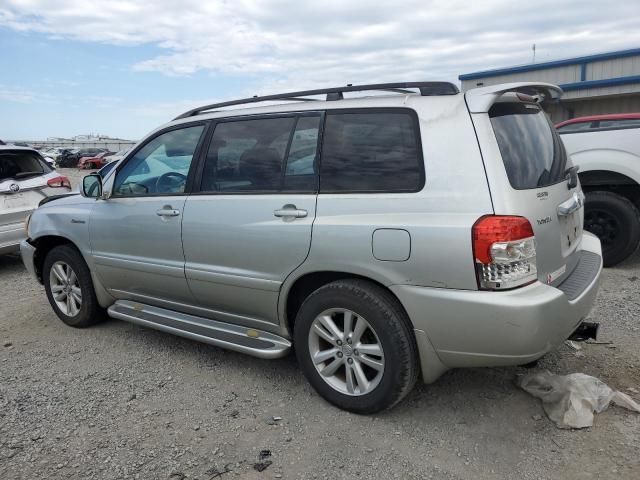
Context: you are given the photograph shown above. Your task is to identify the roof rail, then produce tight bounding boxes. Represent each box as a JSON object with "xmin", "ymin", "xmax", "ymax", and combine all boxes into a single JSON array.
[{"xmin": 173, "ymin": 81, "xmax": 459, "ymax": 120}]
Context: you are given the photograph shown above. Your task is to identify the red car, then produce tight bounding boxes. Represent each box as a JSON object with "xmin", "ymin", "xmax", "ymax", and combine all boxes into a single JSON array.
[{"xmin": 77, "ymin": 151, "xmax": 114, "ymax": 169}]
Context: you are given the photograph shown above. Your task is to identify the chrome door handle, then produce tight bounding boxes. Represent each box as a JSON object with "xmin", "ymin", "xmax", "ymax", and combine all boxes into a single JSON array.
[
  {"xmin": 156, "ymin": 206, "xmax": 180, "ymax": 217},
  {"xmin": 557, "ymin": 192, "xmax": 585, "ymax": 216},
  {"xmin": 273, "ymin": 204, "xmax": 308, "ymax": 218}
]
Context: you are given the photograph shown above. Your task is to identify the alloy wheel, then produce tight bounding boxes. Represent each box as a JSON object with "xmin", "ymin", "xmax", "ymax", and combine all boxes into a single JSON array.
[
  {"xmin": 308, "ymin": 308, "xmax": 385, "ymax": 396},
  {"xmin": 49, "ymin": 261, "xmax": 82, "ymax": 316}
]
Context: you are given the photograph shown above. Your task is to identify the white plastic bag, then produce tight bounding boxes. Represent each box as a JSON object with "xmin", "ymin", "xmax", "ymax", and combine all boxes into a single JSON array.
[{"xmin": 517, "ymin": 371, "xmax": 640, "ymax": 429}]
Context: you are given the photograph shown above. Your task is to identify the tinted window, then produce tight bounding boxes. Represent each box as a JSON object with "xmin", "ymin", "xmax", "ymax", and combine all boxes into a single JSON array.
[
  {"xmin": 200, "ymin": 115, "xmax": 320, "ymax": 193},
  {"xmin": 319, "ymin": 111, "xmax": 422, "ymax": 193},
  {"xmin": 557, "ymin": 121, "xmax": 593, "ymax": 133},
  {"xmin": 598, "ymin": 118, "xmax": 640, "ymax": 129},
  {"xmin": 0, "ymin": 150, "xmax": 51, "ymax": 181},
  {"xmin": 491, "ymin": 102, "xmax": 568, "ymax": 190},
  {"xmin": 113, "ymin": 125, "xmax": 204, "ymax": 196}
]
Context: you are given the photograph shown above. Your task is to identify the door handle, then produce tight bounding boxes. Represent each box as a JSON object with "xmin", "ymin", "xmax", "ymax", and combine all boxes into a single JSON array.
[
  {"xmin": 557, "ymin": 191, "xmax": 585, "ymax": 216},
  {"xmin": 273, "ymin": 204, "xmax": 308, "ymax": 218},
  {"xmin": 156, "ymin": 205, "xmax": 181, "ymax": 217}
]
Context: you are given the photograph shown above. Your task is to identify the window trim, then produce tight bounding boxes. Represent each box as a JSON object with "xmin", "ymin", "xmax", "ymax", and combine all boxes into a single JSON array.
[
  {"xmin": 191, "ymin": 111, "xmax": 323, "ymax": 196},
  {"xmin": 110, "ymin": 120, "xmax": 210, "ymax": 199},
  {"xmin": 317, "ymin": 107, "xmax": 426, "ymax": 194}
]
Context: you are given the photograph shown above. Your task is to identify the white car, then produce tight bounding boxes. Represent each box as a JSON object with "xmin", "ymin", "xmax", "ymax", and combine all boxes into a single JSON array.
[
  {"xmin": 0, "ymin": 146, "xmax": 72, "ymax": 254},
  {"xmin": 557, "ymin": 113, "xmax": 640, "ymax": 266}
]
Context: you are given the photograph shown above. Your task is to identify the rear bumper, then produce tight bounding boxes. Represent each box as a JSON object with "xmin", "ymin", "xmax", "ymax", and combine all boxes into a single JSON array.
[{"xmin": 392, "ymin": 232, "xmax": 602, "ymax": 381}]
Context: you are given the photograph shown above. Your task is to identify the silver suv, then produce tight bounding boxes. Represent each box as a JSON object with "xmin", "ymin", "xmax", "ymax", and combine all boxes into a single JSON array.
[{"xmin": 21, "ymin": 81, "xmax": 602, "ymax": 413}]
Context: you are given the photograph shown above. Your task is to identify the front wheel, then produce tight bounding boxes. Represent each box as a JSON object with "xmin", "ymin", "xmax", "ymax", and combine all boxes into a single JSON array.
[
  {"xmin": 294, "ymin": 279, "xmax": 419, "ymax": 413},
  {"xmin": 43, "ymin": 245, "xmax": 106, "ymax": 327},
  {"xmin": 584, "ymin": 191, "xmax": 640, "ymax": 267}
]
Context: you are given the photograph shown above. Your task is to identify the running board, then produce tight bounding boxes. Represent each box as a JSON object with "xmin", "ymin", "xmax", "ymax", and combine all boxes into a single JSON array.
[{"xmin": 107, "ymin": 300, "xmax": 291, "ymax": 359}]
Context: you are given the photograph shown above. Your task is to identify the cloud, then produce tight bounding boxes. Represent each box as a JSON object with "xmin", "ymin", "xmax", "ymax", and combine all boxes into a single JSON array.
[{"xmin": 1, "ymin": 0, "xmax": 640, "ymax": 93}]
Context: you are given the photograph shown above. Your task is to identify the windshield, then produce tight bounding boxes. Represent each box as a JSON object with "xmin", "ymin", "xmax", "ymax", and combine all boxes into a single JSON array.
[
  {"xmin": 490, "ymin": 102, "xmax": 569, "ymax": 190},
  {"xmin": 0, "ymin": 150, "xmax": 51, "ymax": 181}
]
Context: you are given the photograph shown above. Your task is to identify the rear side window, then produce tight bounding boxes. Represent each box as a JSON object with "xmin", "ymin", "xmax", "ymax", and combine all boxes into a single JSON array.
[
  {"xmin": 490, "ymin": 102, "xmax": 568, "ymax": 190},
  {"xmin": 319, "ymin": 111, "xmax": 423, "ymax": 193}
]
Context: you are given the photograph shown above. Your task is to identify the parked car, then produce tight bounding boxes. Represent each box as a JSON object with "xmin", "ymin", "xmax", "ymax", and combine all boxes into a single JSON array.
[
  {"xmin": 1, "ymin": 146, "xmax": 71, "ymax": 254},
  {"xmin": 21, "ymin": 81, "xmax": 602, "ymax": 413},
  {"xmin": 55, "ymin": 149, "xmax": 80, "ymax": 168},
  {"xmin": 77, "ymin": 151, "xmax": 114, "ymax": 169},
  {"xmin": 557, "ymin": 113, "xmax": 640, "ymax": 266},
  {"xmin": 57, "ymin": 148, "xmax": 107, "ymax": 168}
]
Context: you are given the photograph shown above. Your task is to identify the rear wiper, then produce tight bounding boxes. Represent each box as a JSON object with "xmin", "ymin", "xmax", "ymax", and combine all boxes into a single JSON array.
[
  {"xmin": 12, "ymin": 171, "xmax": 44, "ymax": 179},
  {"xmin": 565, "ymin": 165, "xmax": 580, "ymax": 189}
]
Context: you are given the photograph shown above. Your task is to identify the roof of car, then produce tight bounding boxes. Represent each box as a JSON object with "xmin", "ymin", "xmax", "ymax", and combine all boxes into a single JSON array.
[
  {"xmin": 0, "ymin": 145, "xmax": 39, "ymax": 153},
  {"xmin": 556, "ymin": 113, "xmax": 640, "ymax": 128}
]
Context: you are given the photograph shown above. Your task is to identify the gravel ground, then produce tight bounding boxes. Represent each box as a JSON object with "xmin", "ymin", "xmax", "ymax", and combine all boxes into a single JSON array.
[{"xmin": 1, "ymin": 169, "xmax": 639, "ymax": 479}]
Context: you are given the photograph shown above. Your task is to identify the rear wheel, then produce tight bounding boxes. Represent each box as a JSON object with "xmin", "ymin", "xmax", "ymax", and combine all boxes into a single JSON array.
[
  {"xmin": 294, "ymin": 279, "xmax": 419, "ymax": 413},
  {"xmin": 43, "ymin": 245, "xmax": 106, "ymax": 327},
  {"xmin": 584, "ymin": 190, "xmax": 640, "ymax": 267}
]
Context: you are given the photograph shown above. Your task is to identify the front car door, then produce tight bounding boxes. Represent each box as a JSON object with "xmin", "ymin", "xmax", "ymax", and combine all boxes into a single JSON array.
[
  {"xmin": 90, "ymin": 123, "xmax": 207, "ymax": 306},
  {"xmin": 181, "ymin": 113, "xmax": 321, "ymax": 330}
]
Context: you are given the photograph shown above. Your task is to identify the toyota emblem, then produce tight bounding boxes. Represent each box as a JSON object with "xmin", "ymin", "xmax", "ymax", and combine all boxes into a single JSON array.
[{"xmin": 9, "ymin": 183, "xmax": 20, "ymax": 193}]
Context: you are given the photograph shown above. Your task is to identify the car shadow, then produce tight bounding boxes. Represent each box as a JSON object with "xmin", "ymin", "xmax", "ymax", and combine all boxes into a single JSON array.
[
  {"xmin": 0, "ymin": 253, "xmax": 27, "ymax": 274},
  {"xmin": 611, "ymin": 245, "xmax": 640, "ymax": 270}
]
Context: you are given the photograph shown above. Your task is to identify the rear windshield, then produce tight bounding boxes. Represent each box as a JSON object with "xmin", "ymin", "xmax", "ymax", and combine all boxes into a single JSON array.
[
  {"xmin": 490, "ymin": 102, "xmax": 568, "ymax": 190},
  {"xmin": 0, "ymin": 150, "xmax": 51, "ymax": 181}
]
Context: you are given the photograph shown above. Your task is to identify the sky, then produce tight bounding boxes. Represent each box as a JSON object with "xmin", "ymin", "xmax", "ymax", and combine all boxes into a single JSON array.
[{"xmin": 1, "ymin": 0, "xmax": 639, "ymax": 140}]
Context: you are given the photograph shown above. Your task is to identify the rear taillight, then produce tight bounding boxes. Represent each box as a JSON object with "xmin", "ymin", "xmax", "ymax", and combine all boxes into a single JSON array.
[
  {"xmin": 472, "ymin": 215, "xmax": 537, "ymax": 290},
  {"xmin": 47, "ymin": 176, "xmax": 71, "ymax": 189}
]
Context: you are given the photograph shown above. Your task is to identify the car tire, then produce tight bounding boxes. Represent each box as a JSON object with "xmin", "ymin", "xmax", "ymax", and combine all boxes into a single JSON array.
[
  {"xmin": 294, "ymin": 279, "xmax": 419, "ymax": 413},
  {"xmin": 584, "ymin": 190, "xmax": 640, "ymax": 267},
  {"xmin": 43, "ymin": 245, "xmax": 106, "ymax": 328}
]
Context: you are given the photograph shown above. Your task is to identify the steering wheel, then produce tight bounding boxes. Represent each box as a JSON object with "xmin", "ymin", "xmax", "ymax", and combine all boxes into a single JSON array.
[{"xmin": 156, "ymin": 172, "xmax": 187, "ymax": 193}]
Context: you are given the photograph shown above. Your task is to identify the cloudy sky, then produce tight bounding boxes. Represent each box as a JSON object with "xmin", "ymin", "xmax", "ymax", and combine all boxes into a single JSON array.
[{"xmin": 1, "ymin": 0, "xmax": 639, "ymax": 140}]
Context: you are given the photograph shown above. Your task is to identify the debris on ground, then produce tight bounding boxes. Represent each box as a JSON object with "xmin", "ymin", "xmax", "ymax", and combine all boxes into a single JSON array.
[
  {"xmin": 518, "ymin": 371, "xmax": 640, "ymax": 429},
  {"xmin": 253, "ymin": 450, "xmax": 273, "ymax": 472}
]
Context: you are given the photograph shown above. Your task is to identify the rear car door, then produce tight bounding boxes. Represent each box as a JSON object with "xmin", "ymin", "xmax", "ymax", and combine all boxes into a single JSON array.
[
  {"xmin": 90, "ymin": 123, "xmax": 207, "ymax": 304},
  {"xmin": 181, "ymin": 113, "xmax": 321, "ymax": 328},
  {"xmin": 472, "ymin": 95, "xmax": 587, "ymax": 287}
]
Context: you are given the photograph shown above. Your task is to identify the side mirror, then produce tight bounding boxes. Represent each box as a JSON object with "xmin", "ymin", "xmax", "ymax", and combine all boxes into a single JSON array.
[{"xmin": 82, "ymin": 173, "xmax": 103, "ymax": 199}]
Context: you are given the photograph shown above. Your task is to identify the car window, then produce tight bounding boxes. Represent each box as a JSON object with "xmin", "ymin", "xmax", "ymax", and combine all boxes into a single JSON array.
[
  {"xmin": 491, "ymin": 102, "xmax": 568, "ymax": 190},
  {"xmin": 319, "ymin": 111, "xmax": 423, "ymax": 193},
  {"xmin": 113, "ymin": 125, "xmax": 205, "ymax": 197},
  {"xmin": 0, "ymin": 150, "xmax": 51, "ymax": 181},
  {"xmin": 557, "ymin": 121, "xmax": 593, "ymax": 133},
  {"xmin": 598, "ymin": 119, "xmax": 640, "ymax": 129},
  {"xmin": 200, "ymin": 115, "xmax": 320, "ymax": 193}
]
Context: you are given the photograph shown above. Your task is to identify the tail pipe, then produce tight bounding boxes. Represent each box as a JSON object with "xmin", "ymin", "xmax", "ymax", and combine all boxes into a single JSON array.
[{"xmin": 568, "ymin": 321, "xmax": 599, "ymax": 342}]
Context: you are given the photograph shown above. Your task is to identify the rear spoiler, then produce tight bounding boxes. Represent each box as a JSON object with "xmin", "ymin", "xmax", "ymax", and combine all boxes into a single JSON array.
[{"xmin": 465, "ymin": 82, "xmax": 563, "ymax": 113}]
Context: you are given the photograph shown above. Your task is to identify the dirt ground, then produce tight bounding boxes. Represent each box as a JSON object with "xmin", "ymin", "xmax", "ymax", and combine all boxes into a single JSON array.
[{"xmin": 1, "ymin": 169, "xmax": 639, "ymax": 479}]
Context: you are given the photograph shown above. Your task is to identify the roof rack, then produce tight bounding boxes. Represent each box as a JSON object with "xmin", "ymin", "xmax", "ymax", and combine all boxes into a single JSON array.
[{"xmin": 173, "ymin": 81, "xmax": 459, "ymax": 120}]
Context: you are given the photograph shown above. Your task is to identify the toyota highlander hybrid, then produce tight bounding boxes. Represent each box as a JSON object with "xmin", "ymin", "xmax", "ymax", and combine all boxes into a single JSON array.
[{"xmin": 21, "ymin": 81, "xmax": 602, "ymax": 413}]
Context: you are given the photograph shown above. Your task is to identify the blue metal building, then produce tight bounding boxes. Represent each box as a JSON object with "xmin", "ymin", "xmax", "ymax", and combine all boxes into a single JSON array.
[{"xmin": 459, "ymin": 48, "xmax": 640, "ymax": 122}]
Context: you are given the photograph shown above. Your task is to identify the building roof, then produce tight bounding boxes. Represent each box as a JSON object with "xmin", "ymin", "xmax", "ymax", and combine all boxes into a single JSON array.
[{"xmin": 459, "ymin": 47, "xmax": 640, "ymax": 81}]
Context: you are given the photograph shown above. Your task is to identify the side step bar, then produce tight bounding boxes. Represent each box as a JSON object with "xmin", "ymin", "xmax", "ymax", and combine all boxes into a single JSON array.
[{"xmin": 107, "ymin": 300, "xmax": 291, "ymax": 359}]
